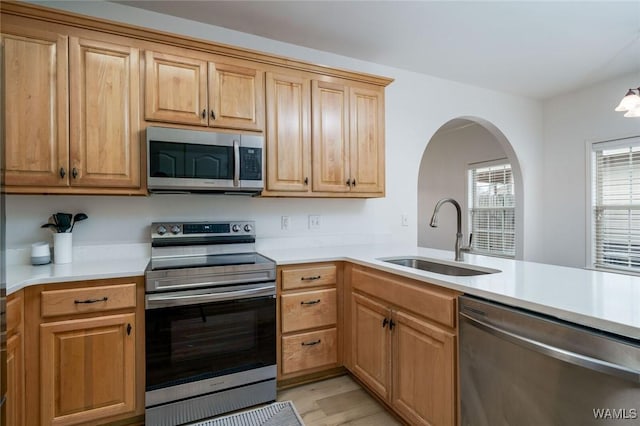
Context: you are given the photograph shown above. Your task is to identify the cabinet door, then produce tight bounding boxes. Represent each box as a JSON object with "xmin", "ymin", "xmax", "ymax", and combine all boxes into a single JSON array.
[
  {"xmin": 265, "ymin": 72, "xmax": 311, "ymax": 192},
  {"xmin": 145, "ymin": 51, "xmax": 208, "ymax": 126},
  {"xmin": 349, "ymin": 86, "xmax": 384, "ymax": 194},
  {"xmin": 312, "ymin": 80, "xmax": 350, "ymax": 192},
  {"xmin": 6, "ymin": 293, "xmax": 24, "ymax": 426},
  {"xmin": 6, "ymin": 334, "xmax": 24, "ymax": 426},
  {"xmin": 69, "ymin": 37, "xmax": 140, "ymax": 188},
  {"xmin": 392, "ymin": 310, "xmax": 455, "ymax": 426},
  {"xmin": 2, "ymin": 28, "xmax": 69, "ymax": 187},
  {"xmin": 40, "ymin": 313, "xmax": 136, "ymax": 426},
  {"xmin": 351, "ymin": 292, "xmax": 391, "ymax": 400},
  {"xmin": 209, "ymin": 61, "xmax": 264, "ymax": 131}
]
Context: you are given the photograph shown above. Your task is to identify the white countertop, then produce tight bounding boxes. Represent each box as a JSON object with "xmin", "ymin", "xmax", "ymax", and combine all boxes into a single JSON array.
[
  {"xmin": 7, "ymin": 243, "xmax": 640, "ymax": 340},
  {"xmin": 260, "ymin": 244, "xmax": 640, "ymax": 340}
]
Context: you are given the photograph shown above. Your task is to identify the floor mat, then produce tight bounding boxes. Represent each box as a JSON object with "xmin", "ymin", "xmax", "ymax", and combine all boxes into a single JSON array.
[{"xmin": 188, "ymin": 401, "xmax": 304, "ymax": 426}]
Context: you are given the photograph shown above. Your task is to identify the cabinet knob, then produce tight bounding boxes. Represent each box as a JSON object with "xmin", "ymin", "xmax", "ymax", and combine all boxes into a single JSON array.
[
  {"xmin": 346, "ymin": 179, "xmax": 352, "ymax": 187},
  {"xmin": 72, "ymin": 168, "xmax": 78, "ymax": 179},
  {"xmin": 201, "ymin": 109, "xmax": 206, "ymax": 119},
  {"xmin": 304, "ymin": 177, "xmax": 309, "ymax": 185},
  {"xmin": 59, "ymin": 167, "xmax": 66, "ymax": 178},
  {"xmin": 352, "ymin": 178, "xmax": 357, "ymax": 187},
  {"xmin": 210, "ymin": 110, "xmax": 216, "ymax": 120},
  {"xmin": 382, "ymin": 318, "xmax": 389, "ymax": 328}
]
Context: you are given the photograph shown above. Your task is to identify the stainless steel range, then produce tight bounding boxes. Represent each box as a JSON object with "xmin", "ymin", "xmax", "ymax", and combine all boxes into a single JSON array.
[{"xmin": 144, "ymin": 221, "xmax": 276, "ymax": 426}]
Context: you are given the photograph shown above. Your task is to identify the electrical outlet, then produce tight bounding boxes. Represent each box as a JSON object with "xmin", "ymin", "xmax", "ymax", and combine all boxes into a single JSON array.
[
  {"xmin": 401, "ymin": 214, "xmax": 408, "ymax": 227},
  {"xmin": 281, "ymin": 216, "xmax": 290, "ymax": 231},
  {"xmin": 309, "ymin": 215, "xmax": 321, "ymax": 229}
]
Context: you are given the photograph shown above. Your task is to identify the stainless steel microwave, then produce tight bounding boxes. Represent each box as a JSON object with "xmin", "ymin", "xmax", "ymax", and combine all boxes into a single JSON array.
[{"xmin": 146, "ymin": 127, "xmax": 264, "ymax": 194}]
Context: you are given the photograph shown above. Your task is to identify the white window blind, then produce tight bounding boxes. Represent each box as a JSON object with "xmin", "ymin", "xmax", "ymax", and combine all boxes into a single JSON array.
[
  {"xmin": 592, "ymin": 137, "xmax": 640, "ymax": 272},
  {"xmin": 468, "ymin": 162, "xmax": 515, "ymax": 257}
]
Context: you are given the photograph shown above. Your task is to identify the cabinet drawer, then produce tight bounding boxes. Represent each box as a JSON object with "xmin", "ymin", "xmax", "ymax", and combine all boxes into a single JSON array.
[
  {"xmin": 281, "ymin": 288, "xmax": 336, "ymax": 333},
  {"xmin": 281, "ymin": 264, "xmax": 337, "ymax": 290},
  {"xmin": 41, "ymin": 283, "xmax": 137, "ymax": 318},
  {"xmin": 282, "ymin": 328, "xmax": 338, "ymax": 375}
]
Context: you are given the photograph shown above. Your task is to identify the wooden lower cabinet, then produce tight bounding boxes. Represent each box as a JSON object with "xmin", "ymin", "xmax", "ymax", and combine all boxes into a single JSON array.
[
  {"xmin": 347, "ymin": 265, "xmax": 459, "ymax": 426},
  {"xmin": 23, "ymin": 276, "xmax": 144, "ymax": 426},
  {"xmin": 277, "ymin": 263, "xmax": 342, "ymax": 383},
  {"xmin": 6, "ymin": 291, "xmax": 25, "ymax": 426},
  {"xmin": 392, "ymin": 310, "xmax": 456, "ymax": 426},
  {"xmin": 351, "ymin": 292, "xmax": 391, "ymax": 400},
  {"xmin": 40, "ymin": 313, "xmax": 136, "ymax": 425}
]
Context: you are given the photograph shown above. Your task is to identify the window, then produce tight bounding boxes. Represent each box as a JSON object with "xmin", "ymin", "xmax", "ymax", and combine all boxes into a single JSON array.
[
  {"xmin": 591, "ymin": 137, "xmax": 640, "ymax": 273},
  {"xmin": 467, "ymin": 161, "xmax": 515, "ymax": 257}
]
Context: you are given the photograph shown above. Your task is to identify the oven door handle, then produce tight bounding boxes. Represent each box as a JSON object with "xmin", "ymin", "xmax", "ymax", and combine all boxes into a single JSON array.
[{"xmin": 146, "ymin": 285, "xmax": 275, "ymax": 309}]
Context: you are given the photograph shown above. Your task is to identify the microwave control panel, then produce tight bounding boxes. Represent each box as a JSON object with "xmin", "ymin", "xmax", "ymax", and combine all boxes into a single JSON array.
[{"xmin": 239, "ymin": 147, "xmax": 263, "ymax": 181}]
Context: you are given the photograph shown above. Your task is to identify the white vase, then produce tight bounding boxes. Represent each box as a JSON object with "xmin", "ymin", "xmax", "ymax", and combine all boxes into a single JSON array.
[{"xmin": 54, "ymin": 233, "xmax": 73, "ymax": 264}]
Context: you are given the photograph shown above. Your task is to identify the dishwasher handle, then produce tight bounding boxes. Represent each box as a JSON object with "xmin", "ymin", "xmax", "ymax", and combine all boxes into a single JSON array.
[{"xmin": 460, "ymin": 311, "xmax": 640, "ymax": 383}]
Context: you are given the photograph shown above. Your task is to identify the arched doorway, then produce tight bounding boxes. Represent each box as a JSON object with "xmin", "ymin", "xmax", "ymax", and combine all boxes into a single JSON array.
[{"xmin": 418, "ymin": 117, "xmax": 524, "ymax": 259}]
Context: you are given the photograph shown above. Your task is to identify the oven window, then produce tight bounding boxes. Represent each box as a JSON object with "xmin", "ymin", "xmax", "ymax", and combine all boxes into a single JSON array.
[
  {"xmin": 145, "ymin": 296, "xmax": 275, "ymax": 391},
  {"xmin": 149, "ymin": 141, "xmax": 233, "ymax": 179}
]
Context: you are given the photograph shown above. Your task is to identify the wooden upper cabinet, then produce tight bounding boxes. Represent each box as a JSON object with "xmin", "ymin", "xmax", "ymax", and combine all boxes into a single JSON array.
[
  {"xmin": 145, "ymin": 50, "xmax": 208, "ymax": 126},
  {"xmin": 312, "ymin": 81, "xmax": 350, "ymax": 192},
  {"xmin": 145, "ymin": 51, "xmax": 264, "ymax": 131},
  {"xmin": 70, "ymin": 37, "xmax": 140, "ymax": 188},
  {"xmin": 265, "ymin": 72, "xmax": 311, "ymax": 192},
  {"xmin": 209, "ymin": 61, "xmax": 264, "ymax": 131},
  {"xmin": 2, "ymin": 27, "xmax": 69, "ymax": 188},
  {"xmin": 349, "ymin": 86, "xmax": 384, "ymax": 194}
]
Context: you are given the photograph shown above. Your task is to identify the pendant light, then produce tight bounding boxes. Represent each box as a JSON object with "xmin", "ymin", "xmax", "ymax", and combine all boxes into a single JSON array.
[{"xmin": 615, "ymin": 87, "xmax": 640, "ymax": 117}]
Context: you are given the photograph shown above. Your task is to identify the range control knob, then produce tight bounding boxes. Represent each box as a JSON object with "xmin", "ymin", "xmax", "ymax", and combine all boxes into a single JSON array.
[
  {"xmin": 170, "ymin": 225, "xmax": 181, "ymax": 235},
  {"xmin": 244, "ymin": 224, "xmax": 252, "ymax": 233},
  {"xmin": 156, "ymin": 225, "xmax": 167, "ymax": 236},
  {"xmin": 232, "ymin": 224, "xmax": 241, "ymax": 232}
]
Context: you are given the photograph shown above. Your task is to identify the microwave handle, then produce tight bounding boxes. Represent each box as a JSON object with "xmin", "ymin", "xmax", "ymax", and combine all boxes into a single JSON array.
[{"xmin": 233, "ymin": 139, "xmax": 240, "ymax": 187}]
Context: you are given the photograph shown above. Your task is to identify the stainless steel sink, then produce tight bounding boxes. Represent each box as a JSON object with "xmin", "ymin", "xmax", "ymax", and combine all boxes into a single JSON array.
[{"xmin": 380, "ymin": 257, "xmax": 500, "ymax": 276}]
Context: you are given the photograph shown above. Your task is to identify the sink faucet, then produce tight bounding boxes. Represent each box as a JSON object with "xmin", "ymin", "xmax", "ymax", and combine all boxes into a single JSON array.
[{"xmin": 429, "ymin": 198, "xmax": 473, "ymax": 262}]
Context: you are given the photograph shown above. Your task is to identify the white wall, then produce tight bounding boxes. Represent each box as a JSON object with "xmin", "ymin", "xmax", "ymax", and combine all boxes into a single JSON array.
[
  {"xmin": 541, "ymin": 72, "xmax": 640, "ymax": 268},
  {"xmin": 10, "ymin": 1, "xmax": 544, "ymax": 259},
  {"xmin": 418, "ymin": 123, "xmax": 508, "ymax": 251}
]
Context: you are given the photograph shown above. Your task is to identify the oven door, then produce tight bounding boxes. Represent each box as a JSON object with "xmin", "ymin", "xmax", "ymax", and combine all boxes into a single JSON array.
[{"xmin": 145, "ymin": 283, "xmax": 276, "ymax": 408}]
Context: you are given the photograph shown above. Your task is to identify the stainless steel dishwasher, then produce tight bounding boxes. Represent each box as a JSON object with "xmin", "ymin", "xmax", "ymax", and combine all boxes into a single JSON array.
[{"xmin": 459, "ymin": 296, "xmax": 640, "ymax": 426}]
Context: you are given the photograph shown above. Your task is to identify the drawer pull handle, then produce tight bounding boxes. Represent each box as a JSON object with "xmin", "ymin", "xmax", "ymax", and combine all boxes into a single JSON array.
[
  {"xmin": 74, "ymin": 297, "xmax": 108, "ymax": 304},
  {"xmin": 300, "ymin": 299, "xmax": 321, "ymax": 305},
  {"xmin": 300, "ymin": 275, "xmax": 321, "ymax": 281},
  {"xmin": 301, "ymin": 339, "xmax": 321, "ymax": 346}
]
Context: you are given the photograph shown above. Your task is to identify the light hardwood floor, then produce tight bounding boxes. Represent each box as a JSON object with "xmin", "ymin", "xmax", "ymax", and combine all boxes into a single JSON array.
[{"xmin": 278, "ymin": 375, "xmax": 403, "ymax": 426}]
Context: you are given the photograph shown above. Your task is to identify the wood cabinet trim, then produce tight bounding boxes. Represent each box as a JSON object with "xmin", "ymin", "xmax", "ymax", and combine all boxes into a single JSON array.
[{"xmin": 0, "ymin": 1, "xmax": 393, "ymax": 87}]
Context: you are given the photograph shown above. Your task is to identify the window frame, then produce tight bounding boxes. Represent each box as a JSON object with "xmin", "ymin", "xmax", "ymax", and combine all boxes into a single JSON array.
[
  {"xmin": 466, "ymin": 158, "xmax": 515, "ymax": 259},
  {"xmin": 587, "ymin": 135, "xmax": 640, "ymax": 275}
]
